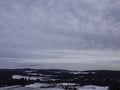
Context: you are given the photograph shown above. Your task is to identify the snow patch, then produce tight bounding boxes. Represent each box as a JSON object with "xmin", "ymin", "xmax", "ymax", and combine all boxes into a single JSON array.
[
  {"xmin": 78, "ymin": 85, "xmax": 109, "ymax": 90},
  {"xmin": 12, "ymin": 75, "xmax": 43, "ymax": 80},
  {"xmin": 25, "ymin": 83, "xmax": 48, "ymax": 88}
]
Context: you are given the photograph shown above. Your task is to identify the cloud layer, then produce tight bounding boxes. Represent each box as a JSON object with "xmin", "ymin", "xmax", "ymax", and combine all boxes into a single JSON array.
[
  {"xmin": 0, "ymin": 0, "xmax": 120, "ymax": 58},
  {"xmin": 0, "ymin": 0, "xmax": 120, "ymax": 49}
]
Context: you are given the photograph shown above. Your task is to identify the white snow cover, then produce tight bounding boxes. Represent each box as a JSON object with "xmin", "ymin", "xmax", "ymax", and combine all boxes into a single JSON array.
[
  {"xmin": 78, "ymin": 85, "xmax": 109, "ymax": 90},
  {"xmin": 70, "ymin": 71, "xmax": 96, "ymax": 74},
  {"xmin": 70, "ymin": 71, "xmax": 90, "ymax": 74},
  {"xmin": 0, "ymin": 85, "xmax": 21, "ymax": 90},
  {"xmin": 0, "ymin": 85, "xmax": 109, "ymax": 90},
  {"xmin": 25, "ymin": 83, "xmax": 48, "ymax": 88},
  {"xmin": 40, "ymin": 88, "xmax": 64, "ymax": 90},
  {"xmin": 58, "ymin": 83, "xmax": 76, "ymax": 86},
  {"xmin": 12, "ymin": 75, "xmax": 43, "ymax": 80}
]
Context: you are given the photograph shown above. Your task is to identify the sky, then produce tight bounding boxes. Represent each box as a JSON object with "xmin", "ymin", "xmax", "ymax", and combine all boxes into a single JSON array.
[{"xmin": 0, "ymin": 0, "xmax": 120, "ymax": 70}]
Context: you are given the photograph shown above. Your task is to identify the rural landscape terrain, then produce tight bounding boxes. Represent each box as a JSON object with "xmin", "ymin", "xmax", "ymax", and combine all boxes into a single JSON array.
[{"xmin": 0, "ymin": 69, "xmax": 119, "ymax": 90}]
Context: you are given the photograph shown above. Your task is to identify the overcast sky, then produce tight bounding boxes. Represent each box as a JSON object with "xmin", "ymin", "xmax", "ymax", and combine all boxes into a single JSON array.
[{"xmin": 0, "ymin": 0, "xmax": 120, "ymax": 69}]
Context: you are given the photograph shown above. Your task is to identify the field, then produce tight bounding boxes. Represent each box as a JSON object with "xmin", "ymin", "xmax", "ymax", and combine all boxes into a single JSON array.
[{"xmin": 0, "ymin": 69, "xmax": 119, "ymax": 90}]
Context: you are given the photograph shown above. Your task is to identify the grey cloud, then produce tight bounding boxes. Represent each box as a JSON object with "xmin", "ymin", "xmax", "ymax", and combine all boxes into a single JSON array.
[{"xmin": 0, "ymin": 0, "xmax": 120, "ymax": 52}]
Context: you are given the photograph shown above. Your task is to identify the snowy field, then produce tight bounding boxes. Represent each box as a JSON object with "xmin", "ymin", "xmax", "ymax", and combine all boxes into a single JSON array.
[{"xmin": 0, "ymin": 83, "xmax": 109, "ymax": 90}]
